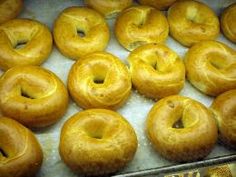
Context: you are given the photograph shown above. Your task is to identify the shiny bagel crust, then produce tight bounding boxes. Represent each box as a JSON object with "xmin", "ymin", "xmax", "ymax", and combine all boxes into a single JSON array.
[
  {"xmin": 0, "ymin": 66, "xmax": 69, "ymax": 128},
  {"xmin": 185, "ymin": 40, "xmax": 236, "ymax": 96},
  {"xmin": 210, "ymin": 89, "xmax": 236, "ymax": 149},
  {"xmin": 138, "ymin": 0, "xmax": 177, "ymax": 10},
  {"xmin": 146, "ymin": 95, "xmax": 218, "ymax": 162},
  {"xmin": 168, "ymin": 0, "xmax": 219, "ymax": 47},
  {"xmin": 221, "ymin": 3, "xmax": 236, "ymax": 43},
  {"xmin": 59, "ymin": 109, "xmax": 137, "ymax": 176},
  {"xmin": 0, "ymin": 117, "xmax": 43, "ymax": 177},
  {"xmin": 128, "ymin": 43, "xmax": 185, "ymax": 99},
  {"xmin": 68, "ymin": 52, "xmax": 131, "ymax": 109},
  {"xmin": 0, "ymin": 18, "xmax": 52, "ymax": 71},
  {"xmin": 53, "ymin": 6, "xmax": 110, "ymax": 60},
  {"xmin": 85, "ymin": 0, "xmax": 132, "ymax": 18},
  {"xmin": 0, "ymin": 0, "xmax": 23, "ymax": 24},
  {"xmin": 115, "ymin": 5, "xmax": 169, "ymax": 51}
]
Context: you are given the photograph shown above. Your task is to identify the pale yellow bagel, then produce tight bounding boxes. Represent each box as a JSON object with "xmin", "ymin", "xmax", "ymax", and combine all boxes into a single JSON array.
[
  {"xmin": 168, "ymin": 0, "xmax": 219, "ymax": 47},
  {"xmin": 0, "ymin": 18, "xmax": 53, "ymax": 71},
  {"xmin": 0, "ymin": 0, "xmax": 23, "ymax": 24},
  {"xmin": 53, "ymin": 6, "xmax": 110, "ymax": 60},
  {"xmin": 185, "ymin": 40, "xmax": 236, "ymax": 96},
  {"xmin": 84, "ymin": 0, "xmax": 132, "ymax": 18},
  {"xmin": 221, "ymin": 3, "xmax": 236, "ymax": 43},
  {"xmin": 0, "ymin": 66, "xmax": 69, "ymax": 128},
  {"xmin": 128, "ymin": 43, "xmax": 185, "ymax": 99},
  {"xmin": 146, "ymin": 95, "xmax": 218, "ymax": 162},
  {"xmin": 0, "ymin": 117, "xmax": 43, "ymax": 177},
  {"xmin": 138, "ymin": 0, "xmax": 177, "ymax": 10},
  {"xmin": 68, "ymin": 52, "xmax": 131, "ymax": 109},
  {"xmin": 211, "ymin": 89, "xmax": 236, "ymax": 149},
  {"xmin": 59, "ymin": 109, "xmax": 137, "ymax": 176},
  {"xmin": 115, "ymin": 5, "xmax": 169, "ymax": 51}
]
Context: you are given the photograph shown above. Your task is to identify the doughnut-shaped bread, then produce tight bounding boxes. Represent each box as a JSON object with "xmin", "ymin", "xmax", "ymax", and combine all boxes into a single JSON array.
[
  {"xmin": 0, "ymin": 117, "xmax": 43, "ymax": 177},
  {"xmin": 53, "ymin": 7, "xmax": 110, "ymax": 60},
  {"xmin": 128, "ymin": 43, "xmax": 185, "ymax": 99},
  {"xmin": 138, "ymin": 0, "xmax": 176, "ymax": 10},
  {"xmin": 84, "ymin": 0, "xmax": 132, "ymax": 19},
  {"xmin": 185, "ymin": 40, "xmax": 236, "ymax": 96},
  {"xmin": 0, "ymin": 66, "xmax": 69, "ymax": 128},
  {"xmin": 205, "ymin": 165, "xmax": 233, "ymax": 177},
  {"xmin": 0, "ymin": 18, "xmax": 52, "ymax": 71},
  {"xmin": 68, "ymin": 52, "xmax": 131, "ymax": 109},
  {"xmin": 168, "ymin": 0, "xmax": 219, "ymax": 47},
  {"xmin": 59, "ymin": 109, "xmax": 137, "ymax": 176},
  {"xmin": 115, "ymin": 5, "xmax": 169, "ymax": 51},
  {"xmin": 221, "ymin": 3, "xmax": 236, "ymax": 43},
  {"xmin": 210, "ymin": 89, "xmax": 236, "ymax": 149},
  {"xmin": 146, "ymin": 95, "xmax": 218, "ymax": 162},
  {"xmin": 0, "ymin": 0, "xmax": 23, "ymax": 24}
]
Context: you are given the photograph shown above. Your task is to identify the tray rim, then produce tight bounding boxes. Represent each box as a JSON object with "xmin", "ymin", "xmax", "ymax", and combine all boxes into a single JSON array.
[{"xmin": 114, "ymin": 154, "xmax": 236, "ymax": 176}]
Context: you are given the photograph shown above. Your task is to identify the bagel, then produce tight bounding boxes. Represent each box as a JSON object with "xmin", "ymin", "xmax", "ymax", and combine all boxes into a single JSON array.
[
  {"xmin": 168, "ymin": 0, "xmax": 219, "ymax": 47},
  {"xmin": 0, "ymin": 66, "xmax": 69, "ymax": 128},
  {"xmin": 59, "ymin": 109, "xmax": 137, "ymax": 176},
  {"xmin": 68, "ymin": 52, "xmax": 131, "ymax": 109},
  {"xmin": 0, "ymin": 117, "xmax": 43, "ymax": 177},
  {"xmin": 146, "ymin": 95, "xmax": 218, "ymax": 162},
  {"xmin": 84, "ymin": 0, "xmax": 132, "ymax": 18},
  {"xmin": 205, "ymin": 165, "xmax": 233, "ymax": 177},
  {"xmin": 115, "ymin": 5, "xmax": 169, "ymax": 51},
  {"xmin": 221, "ymin": 3, "xmax": 236, "ymax": 43},
  {"xmin": 185, "ymin": 40, "xmax": 236, "ymax": 96},
  {"xmin": 53, "ymin": 6, "xmax": 110, "ymax": 60},
  {"xmin": 138, "ymin": 0, "xmax": 176, "ymax": 10},
  {"xmin": 0, "ymin": 18, "xmax": 52, "ymax": 70},
  {"xmin": 128, "ymin": 43, "xmax": 185, "ymax": 99},
  {"xmin": 210, "ymin": 89, "xmax": 236, "ymax": 149},
  {"xmin": 0, "ymin": 0, "xmax": 23, "ymax": 24}
]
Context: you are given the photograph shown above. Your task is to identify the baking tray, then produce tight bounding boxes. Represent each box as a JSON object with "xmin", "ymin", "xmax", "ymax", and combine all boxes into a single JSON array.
[{"xmin": 11, "ymin": 0, "xmax": 236, "ymax": 176}]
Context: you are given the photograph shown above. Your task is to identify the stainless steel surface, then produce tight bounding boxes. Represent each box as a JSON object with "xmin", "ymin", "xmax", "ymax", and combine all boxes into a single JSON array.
[{"xmin": 14, "ymin": 0, "xmax": 236, "ymax": 176}]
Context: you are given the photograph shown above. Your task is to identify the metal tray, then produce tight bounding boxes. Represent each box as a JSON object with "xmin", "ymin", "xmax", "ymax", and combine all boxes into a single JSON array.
[{"xmin": 13, "ymin": 0, "xmax": 236, "ymax": 176}]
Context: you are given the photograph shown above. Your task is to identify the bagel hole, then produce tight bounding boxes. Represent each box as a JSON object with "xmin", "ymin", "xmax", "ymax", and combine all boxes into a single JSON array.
[
  {"xmin": 90, "ymin": 134, "xmax": 103, "ymax": 139},
  {"xmin": 0, "ymin": 148, "xmax": 8, "ymax": 158},
  {"xmin": 21, "ymin": 89, "xmax": 35, "ymax": 99},
  {"xmin": 14, "ymin": 41, "xmax": 27, "ymax": 49},
  {"xmin": 129, "ymin": 41, "xmax": 147, "ymax": 51},
  {"xmin": 151, "ymin": 60, "xmax": 158, "ymax": 70},
  {"xmin": 209, "ymin": 56, "xmax": 229, "ymax": 70},
  {"xmin": 172, "ymin": 118, "xmax": 184, "ymax": 129},
  {"xmin": 84, "ymin": 119, "xmax": 106, "ymax": 139},
  {"xmin": 77, "ymin": 30, "xmax": 86, "ymax": 38},
  {"xmin": 93, "ymin": 78, "xmax": 104, "ymax": 84}
]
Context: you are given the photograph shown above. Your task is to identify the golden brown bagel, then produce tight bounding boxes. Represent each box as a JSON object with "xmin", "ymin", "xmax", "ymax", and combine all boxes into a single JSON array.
[
  {"xmin": 138, "ymin": 0, "xmax": 176, "ymax": 10},
  {"xmin": 0, "ymin": 117, "xmax": 43, "ymax": 177},
  {"xmin": 185, "ymin": 40, "xmax": 236, "ymax": 96},
  {"xmin": 84, "ymin": 0, "xmax": 132, "ymax": 18},
  {"xmin": 59, "ymin": 109, "xmax": 137, "ymax": 176},
  {"xmin": 146, "ymin": 95, "xmax": 218, "ymax": 162},
  {"xmin": 168, "ymin": 0, "xmax": 219, "ymax": 47},
  {"xmin": 0, "ymin": 0, "xmax": 23, "ymax": 24},
  {"xmin": 53, "ymin": 6, "xmax": 110, "ymax": 60},
  {"xmin": 205, "ymin": 165, "xmax": 233, "ymax": 177},
  {"xmin": 0, "ymin": 18, "xmax": 52, "ymax": 71},
  {"xmin": 221, "ymin": 3, "xmax": 236, "ymax": 43},
  {"xmin": 115, "ymin": 5, "xmax": 169, "ymax": 51},
  {"xmin": 128, "ymin": 43, "xmax": 185, "ymax": 99},
  {"xmin": 68, "ymin": 52, "xmax": 131, "ymax": 109},
  {"xmin": 0, "ymin": 66, "xmax": 69, "ymax": 128},
  {"xmin": 210, "ymin": 89, "xmax": 236, "ymax": 149}
]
